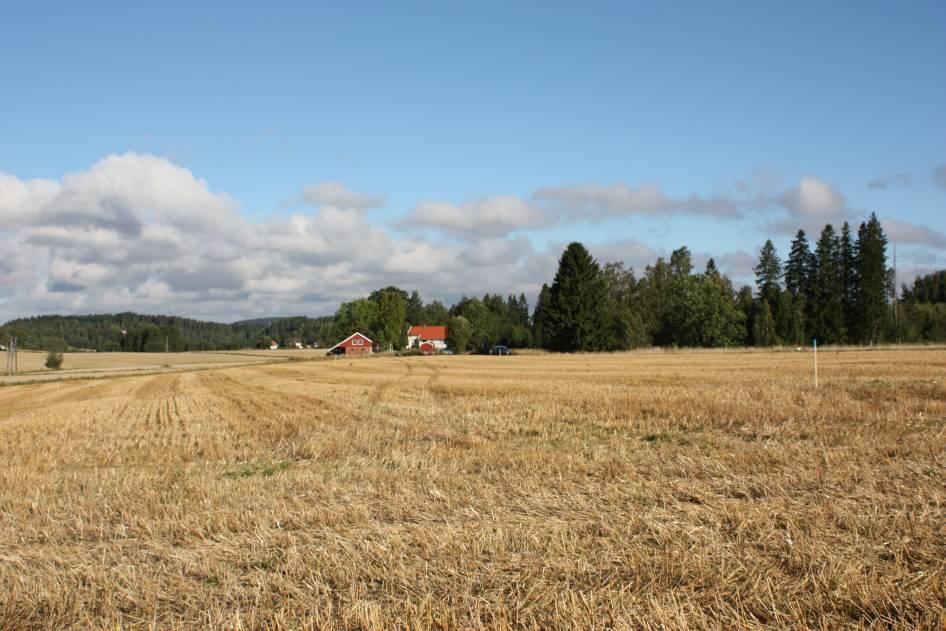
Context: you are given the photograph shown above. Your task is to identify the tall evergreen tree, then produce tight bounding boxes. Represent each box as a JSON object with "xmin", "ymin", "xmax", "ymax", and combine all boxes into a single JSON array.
[
  {"xmin": 785, "ymin": 230, "xmax": 814, "ymax": 299},
  {"xmin": 840, "ymin": 221, "xmax": 858, "ymax": 338},
  {"xmin": 544, "ymin": 243, "xmax": 612, "ymax": 352},
  {"xmin": 784, "ymin": 230, "xmax": 814, "ymax": 343},
  {"xmin": 532, "ymin": 283, "xmax": 552, "ymax": 348},
  {"xmin": 704, "ymin": 258, "xmax": 720, "ymax": 281},
  {"xmin": 855, "ymin": 213, "xmax": 890, "ymax": 344},
  {"xmin": 811, "ymin": 224, "xmax": 845, "ymax": 344},
  {"xmin": 754, "ymin": 239, "xmax": 784, "ymax": 344},
  {"xmin": 754, "ymin": 240, "xmax": 783, "ymax": 306},
  {"xmin": 903, "ymin": 270, "xmax": 946, "ymax": 304}
]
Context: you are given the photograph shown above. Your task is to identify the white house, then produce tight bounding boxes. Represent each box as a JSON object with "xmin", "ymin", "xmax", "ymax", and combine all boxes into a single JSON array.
[{"xmin": 406, "ymin": 325, "xmax": 448, "ymax": 352}]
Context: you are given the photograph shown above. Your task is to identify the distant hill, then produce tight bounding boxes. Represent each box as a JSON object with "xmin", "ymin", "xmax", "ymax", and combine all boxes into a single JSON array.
[{"xmin": 0, "ymin": 312, "xmax": 335, "ymax": 352}]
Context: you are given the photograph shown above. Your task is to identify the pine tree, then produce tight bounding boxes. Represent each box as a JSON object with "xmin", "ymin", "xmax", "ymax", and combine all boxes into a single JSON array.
[
  {"xmin": 840, "ymin": 221, "xmax": 858, "ymax": 340},
  {"xmin": 517, "ymin": 293, "xmax": 530, "ymax": 325},
  {"xmin": 704, "ymin": 258, "xmax": 720, "ymax": 281},
  {"xmin": 855, "ymin": 213, "xmax": 889, "ymax": 344},
  {"xmin": 754, "ymin": 240, "xmax": 784, "ymax": 342},
  {"xmin": 532, "ymin": 284, "xmax": 551, "ymax": 348},
  {"xmin": 754, "ymin": 240, "xmax": 783, "ymax": 306},
  {"xmin": 784, "ymin": 230, "xmax": 814, "ymax": 343},
  {"xmin": 785, "ymin": 230, "xmax": 814, "ymax": 299},
  {"xmin": 544, "ymin": 243, "xmax": 612, "ymax": 352},
  {"xmin": 811, "ymin": 224, "xmax": 845, "ymax": 344}
]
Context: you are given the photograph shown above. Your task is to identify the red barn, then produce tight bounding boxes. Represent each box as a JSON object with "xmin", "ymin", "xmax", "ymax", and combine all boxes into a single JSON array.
[{"xmin": 329, "ymin": 332, "xmax": 374, "ymax": 356}]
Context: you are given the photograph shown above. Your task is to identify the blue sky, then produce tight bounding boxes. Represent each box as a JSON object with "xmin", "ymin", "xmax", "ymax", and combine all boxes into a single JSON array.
[{"xmin": 1, "ymin": 1, "xmax": 944, "ymax": 321}]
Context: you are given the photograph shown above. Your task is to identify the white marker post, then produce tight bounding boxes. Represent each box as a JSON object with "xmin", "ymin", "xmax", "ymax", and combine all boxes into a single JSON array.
[{"xmin": 813, "ymin": 338, "xmax": 818, "ymax": 389}]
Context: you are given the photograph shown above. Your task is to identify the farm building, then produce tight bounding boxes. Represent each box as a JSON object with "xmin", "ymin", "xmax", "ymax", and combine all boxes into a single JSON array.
[
  {"xmin": 406, "ymin": 325, "xmax": 447, "ymax": 352},
  {"xmin": 329, "ymin": 332, "xmax": 374, "ymax": 356}
]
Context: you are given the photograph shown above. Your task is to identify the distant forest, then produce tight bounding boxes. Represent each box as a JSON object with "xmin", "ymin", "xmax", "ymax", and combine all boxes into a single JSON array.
[
  {"xmin": 0, "ymin": 313, "xmax": 335, "ymax": 353},
  {"xmin": 3, "ymin": 212, "xmax": 945, "ymax": 352}
]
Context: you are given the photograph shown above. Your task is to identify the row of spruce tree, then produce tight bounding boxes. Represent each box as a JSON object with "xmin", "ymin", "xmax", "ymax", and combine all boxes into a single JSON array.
[
  {"xmin": 331, "ymin": 212, "xmax": 944, "ymax": 352},
  {"xmin": 533, "ymin": 213, "xmax": 941, "ymax": 350}
]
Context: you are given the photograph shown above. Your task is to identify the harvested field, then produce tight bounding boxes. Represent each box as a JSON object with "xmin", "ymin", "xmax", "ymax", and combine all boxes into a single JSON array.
[
  {"xmin": 0, "ymin": 348, "xmax": 944, "ymax": 629},
  {"xmin": 10, "ymin": 350, "xmax": 281, "ymax": 373},
  {"xmin": 1, "ymin": 350, "xmax": 299, "ymax": 385}
]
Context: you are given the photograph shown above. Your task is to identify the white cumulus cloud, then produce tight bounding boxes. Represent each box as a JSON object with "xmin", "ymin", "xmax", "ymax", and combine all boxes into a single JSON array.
[
  {"xmin": 882, "ymin": 218, "xmax": 946, "ymax": 250},
  {"xmin": 533, "ymin": 182, "xmax": 744, "ymax": 219},
  {"xmin": 403, "ymin": 195, "xmax": 548, "ymax": 238},
  {"xmin": 301, "ymin": 180, "xmax": 385, "ymax": 210}
]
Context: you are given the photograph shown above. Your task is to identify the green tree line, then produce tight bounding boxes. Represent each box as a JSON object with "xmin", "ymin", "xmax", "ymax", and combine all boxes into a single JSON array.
[
  {"xmin": 0, "ymin": 313, "xmax": 335, "ymax": 352},
  {"xmin": 533, "ymin": 213, "xmax": 946, "ymax": 351}
]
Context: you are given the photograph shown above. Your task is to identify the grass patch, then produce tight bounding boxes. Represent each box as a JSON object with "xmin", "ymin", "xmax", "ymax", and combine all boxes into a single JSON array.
[
  {"xmin": 640, "ymin": 431, "xmax": 671, "ymax": 444},
  {"xmin": 223, "ymin": 460, "xmax": 294, "ymax": 479}
]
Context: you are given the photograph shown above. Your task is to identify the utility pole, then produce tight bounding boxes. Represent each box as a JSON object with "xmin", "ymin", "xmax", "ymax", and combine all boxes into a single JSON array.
[
  {"xmin": 6, "ymin": 336, "xmax": 17, "ymax": 376},
  {"xmin": 893, "ymin": 241, "xmax": 899, "ymax": 342},
  {"xmin": 165, "ymin": 336, "xmax": 169, "ymax": 367}
]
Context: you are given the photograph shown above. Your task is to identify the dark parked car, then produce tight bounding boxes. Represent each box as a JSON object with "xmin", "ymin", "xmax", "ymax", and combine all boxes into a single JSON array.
[{"xmin": 489, "ymin": 345, "xmax": 510, "ymax": 356}]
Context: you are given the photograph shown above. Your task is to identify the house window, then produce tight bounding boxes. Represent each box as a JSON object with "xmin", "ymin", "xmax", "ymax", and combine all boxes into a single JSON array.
[{"xmin": 352, "ymin": 338, "xmax": 364, "ymax": 346}]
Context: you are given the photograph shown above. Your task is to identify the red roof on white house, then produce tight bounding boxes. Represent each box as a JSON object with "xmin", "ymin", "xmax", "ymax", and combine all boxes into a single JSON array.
[{"xmin": 408, "ymin": 325, "xmax": 446, "ymax": 340}]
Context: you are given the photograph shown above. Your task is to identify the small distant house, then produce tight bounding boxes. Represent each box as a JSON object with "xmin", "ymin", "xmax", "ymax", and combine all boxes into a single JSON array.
[
  {"xmin": 293, "ymin": 340, "xmax": 304, "ymax": 349},
  {"xmin": 269, "ymin": 340, "xmax": 279, "ymax": 350},
  {"xmin": 329, "ymin": 332, "xmax": 373, "ymax": 356},
  {"xmin": 406, "ymin": 325, "xmax": 447, "ymax": 353}
]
